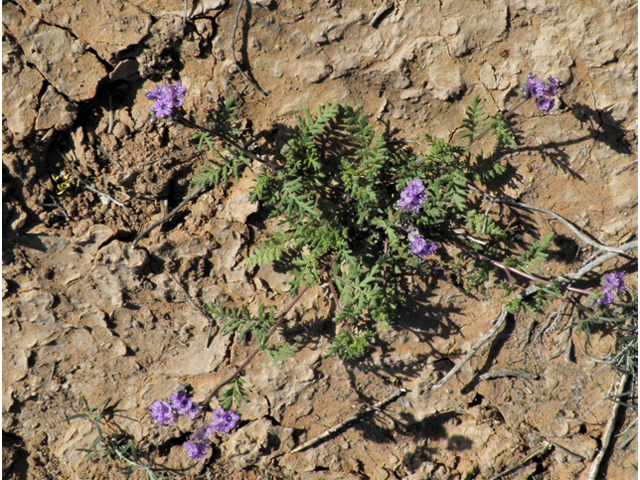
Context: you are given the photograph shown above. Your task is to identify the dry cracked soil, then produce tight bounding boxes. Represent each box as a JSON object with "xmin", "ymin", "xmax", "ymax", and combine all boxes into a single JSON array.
[{"xmin": 2, "ymin": 0, "xmax": 638, "ymax": 479}]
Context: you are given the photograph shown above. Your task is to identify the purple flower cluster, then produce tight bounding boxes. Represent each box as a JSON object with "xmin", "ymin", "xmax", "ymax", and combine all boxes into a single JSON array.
[
  {"xmin": 599, "ymin": 271, "xmax": 626, "ymax": 308},
  {"xmin": 150, "ymin": 400, "xmax": 177, "ymax": 425},
  {"xmin": 150, "ymin": 388, "xmax": 200, "ymax": 425},
  {"xmin": 146, "ymin": 82, "xmax": 187, "ymax": 123},
  {"xmin": 524, "ymin": 73, "xmax": 558, "ymax": 112},
  {"xmin": 397, "ymin": 179, "xmax": 427, "ymax": 214},
  {"xmin": 408, "ymin": 227, "xmax": 438, "ymax": 258},
  {"xmin": 151, "ymin": 388, "xmax": 241, "ymax": 461},
  {"xmin": 170, "ymin": 390, "xmax": 201, "ymax": 419},
  {"xmin": 182, "ymin": 409, "xmax": 241, "ymax": 460},
  {"xmin": 210, "ymin": 408, "xmax": 241, "ymax": 434}
]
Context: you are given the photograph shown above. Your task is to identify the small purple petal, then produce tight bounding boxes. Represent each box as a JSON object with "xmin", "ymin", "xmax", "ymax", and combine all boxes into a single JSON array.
[
  {"xmin": 407, "ymin": 228, "xmax": 438, "ymax": 258},
  {"xmin": 599, "ymin": 289, "xmax": 616, "ymax": 308},
  {"xmin": 150, "ymin": 400, "xmax": 177, "ymax": 425},
  {"xmin": 604, "ymin": 271, "xmax": 626, "ymax": 293},
  {"xmin": 210, "ymin": 408, "xmax": 241, "ymax": 434},
  {"xmin": 396, "ymin": 179, "xmax": 427, "ymax": 214},
  {"xmin": 184, "ymin": 441, "xmax": 209, "ymax": 460},
  {"xmin": 536, "ymin": 97, "xmax": 555, "ymax": 112},
  {"xmin": 147, "ymin": 82, "xmax": 187, "ymax": 120},
  {"xmin": 170, "ymin": 390, "xmax": 193, "ymax": 415}
]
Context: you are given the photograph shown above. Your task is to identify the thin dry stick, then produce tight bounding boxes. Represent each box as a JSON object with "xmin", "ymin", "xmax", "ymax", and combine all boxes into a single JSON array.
[
  {"xmin": 139, "ymin": 145, "xmax": 200, "ymax": 167},
  {"xmin": 490, "ymin": 443, "xmax": 552, "ymax": 480},
  {"xmin": 231, "ymin": 0, "xmax": 268, "ymax": 97},
  {"xmin": 95, "ymin": 143, "xmax": 123, "ymax": 169},
  {"xmin": 468, "ymin": 184, "xmax": 625, "ymax": 254},
  {"xmin": 69, "ymin": 166, "xmax": 137, "ymax": 230},
  {"xmin": 167, "ymin": 271, "xmax": 219, "ymax": 348},
  {"xmin": 615, "ymin": 159, "xmax": 637, "ymax": 176},
  {"xmin": 107, "ymin": 95, "xmax": 114, "ymax": 134},
  {"xmin": 182, "ymin": 0, "xmax": 189, "ymax": 27},
  {"xmin": 289, "ymin": 387, "xmax": 407, "ymax": 454},
  {"xmin": 479, "ymin": 368, "xmax": 539, "ymax": 382},
  {"xmin": 132, "ymin": 184, "xmax": 205, "ymax": 246},
  {"xmin": 559, "ymin": 240, "xmax": 638, "ymax": 282},
  {"xmin": 586, "ymin": 373, "xmax": 631, "ymax": 480},
  {"xmin": 430, "ymin": 306, "xmax": 510, "ymax": 391},
  {"xmin": 480, "ymin": 198, "xmax": 495, "ymax": 236}
]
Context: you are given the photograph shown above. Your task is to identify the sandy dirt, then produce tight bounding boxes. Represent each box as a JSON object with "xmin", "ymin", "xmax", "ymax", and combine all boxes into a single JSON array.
[{"xmin": 2, "ymin": 0, "xmax": 638, "ymax": 479}]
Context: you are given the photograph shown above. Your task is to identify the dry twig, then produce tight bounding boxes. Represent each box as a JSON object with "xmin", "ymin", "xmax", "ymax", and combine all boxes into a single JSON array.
[
  {"xmin": 231, "ymin": 0, "xmax": 268, "ymax": 96},
  {"xmin": 489, "ymin": 443, "xmax": 552, "ymax": 480},
  {"xmin": 132, "ymin": 184, "xmax": 205, "ymax": 246},
  {"xmin": 289, "ymin": 388, "xmax": 407, "ymax": 454},
  {"xmin": 468, "ymin": 184, "xmax": 626, "ymax": 254},
  {"xmin": 431, "ymin": 306, "xmax": 510, "ymax": 391},
  {"xmin": 587, "ymin": 373, "xmax": 631, "ymax": 480}
]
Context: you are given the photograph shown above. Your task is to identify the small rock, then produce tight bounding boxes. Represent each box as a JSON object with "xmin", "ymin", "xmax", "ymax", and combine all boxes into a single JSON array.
[
  {"xmin": 35, "ymin": 85, "xmax": 77, "ymax": 131},
  {"xmin": 545, "ymin": 377, "xmax": 559, "ymax": 390},
  {"xmin": 2, "ymin": 31, "xmax": 43, "ymax": 141},
  {"xmin": 480, "ymin": 63, "xmax": 498, "ymax": 89},
  {"xmin": 531, "ymin": 25, "xmax": 574, "ymax": 85},
  {"xmin": 330, "ymin": 49, "xmax": 360, "ymax": 79},
  {"xmin": 256, "ymin": 262, "xmax": 294, "ymax": 293},
  {"xmin": 111, "ymin": 122, "xmax": 128, "ymax": 139},
  {"xmin": 112, "ymin": 338, "xmax": 128, "ymax": 357},
  {"xmin": 78, "ymin": 310, "xmax": 109, "ymax": 329},
  {"xmin": 609, "ymin": 173, "xmax": 637, "ymax": 209},
  {"xmin": 225, "ymin": 169, "xmax": 260, "ymax": 223},
  {"xmin": 400, "ymin": 88, "xmax": 423, "ymax": 101},
  {"xmin": 442, "ymin": 18, "xmax": 459, "ymax": 36},
  {"xmin": 161, "ymin": 331, "xmax": 231, "ymax": 375},
  {"xmin": 19, "ymin": 290, "xmax": 55, "ymax": 321},
  {"xmin": 602, "ymin": 219, "xmax": 626, "ymax": 236},
  {"xmin": 294, "ymin": 60, "xmax": 332, "ymax": 84}
]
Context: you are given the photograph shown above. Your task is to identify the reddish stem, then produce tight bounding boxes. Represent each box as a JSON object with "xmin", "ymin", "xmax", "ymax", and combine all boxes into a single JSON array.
[
  {"xmin": 453, "ymin": 238, "xmax": 593, "ymax": 296},
  {"xmin": 202, "ymin": 258, "xmax": 337, "ymax": 409}
]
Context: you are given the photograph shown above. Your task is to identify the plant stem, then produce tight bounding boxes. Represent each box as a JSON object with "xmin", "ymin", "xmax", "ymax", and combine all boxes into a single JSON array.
[
  {"xmin": 176, "ymin": 116, "xmax": 280, "ymax": 172},
  {"xmin": 452, "ymin": 237, "xmax": 594, "ymax": 296},
  {"xmin": 201, "ymin": 258, "xmax": 337, "ymax": 409}
]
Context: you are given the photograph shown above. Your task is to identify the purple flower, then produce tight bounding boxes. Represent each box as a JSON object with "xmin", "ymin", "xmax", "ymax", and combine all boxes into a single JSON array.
[
  {"xmin": 150, "ymin": 400, "xmax": 177, "ymax": 425},
  {"xmin": 184, "ymin": 441, "xmax": 210, "ymax": 460},
  {"xmin": 190, "ymin": 426, "xmax": 211, "ymax": 441},
  {"xmin": 170, "ymin": 390, "xmax": 192, "ymax": 414},
  {"xmin": 146, "ymin": 82, "xmax": 187, "ymax": 122},
  {"xmin": 209, "ymin": 408, "xmax": 241, "ymax": 434},
  {"xmin": 599, "ymin": 289, "xmax": 616, "ymax": 309},
  {"xmin": 604, "ymin": 271, "xmax": 626, "ymax": 293},
  {"xmin": 397, "ymin": 179, "xmax": 427, "ymax": 214},
  {"xmin": 536, "ymin": 97, "xmax": 555, "ymax": 112},
  {"xmin": 599, "ymin": 271, "xmax": 626, "ymax": 308},
  {"xmin": 524, "ymin": 74, "xmax": 558, "ymax": 112},
  {"xmin": 407, "ymin": 227, "xmax": 438, "ymax": 258},
  {"xmin": 170, "ymin": 389, "xmax": 201, "ymax": 418}
]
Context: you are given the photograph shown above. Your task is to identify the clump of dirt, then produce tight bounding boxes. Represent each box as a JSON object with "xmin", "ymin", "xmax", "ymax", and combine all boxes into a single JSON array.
[{"xmin": 2, "ymin": 0, "xmax": 637, "ymax": 479}]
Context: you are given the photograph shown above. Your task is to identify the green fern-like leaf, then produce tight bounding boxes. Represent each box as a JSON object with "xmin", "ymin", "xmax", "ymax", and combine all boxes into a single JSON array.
[
  {"xmin": 247, "ymin": 231, "xmax": 292, "ymax": 268},
  {"xmin": 461, "ymin": 95, "xmax": 488, "ymax": 143}
]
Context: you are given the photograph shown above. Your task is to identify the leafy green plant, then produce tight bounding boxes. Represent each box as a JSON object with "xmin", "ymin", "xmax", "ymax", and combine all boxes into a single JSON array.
[
  {"xmin": 138, "ymin": 77, "xmax": 634, "ymax": 420},
  {"xmin": 65, "ymin": 397, "xmax": 185, "ymax": 480}
]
